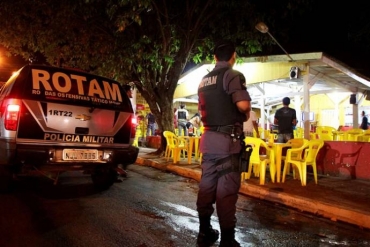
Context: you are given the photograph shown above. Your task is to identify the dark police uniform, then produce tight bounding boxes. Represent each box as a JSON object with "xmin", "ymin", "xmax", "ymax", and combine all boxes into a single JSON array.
[
  {"xmin": 197, "ymin": 61, "xmax": 251, "ymax": 233},
  {"xmin": 175, "ymin": 106, "xmax": 189, "ymax": 136}
]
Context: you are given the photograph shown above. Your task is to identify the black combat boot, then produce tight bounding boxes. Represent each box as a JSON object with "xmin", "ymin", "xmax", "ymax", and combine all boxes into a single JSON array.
[
  {"xmin": 219, "ymin": 228, "xmax": 240, "ymax": 247},
  {"xmin": 197, "ymin": 216, "xmax": 219, "ymax": 247}
]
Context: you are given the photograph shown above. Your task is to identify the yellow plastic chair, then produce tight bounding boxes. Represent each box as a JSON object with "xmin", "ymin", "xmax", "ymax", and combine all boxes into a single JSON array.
[
  {"xmin": 356, "ymin": 134, "xmax": 370, "ymax": 142},
  {"xmin": 315, "ymin": 126, "xmax": 336, "ymax": 141},
  {"xmin": 197, "ymin": 127, "xmax": 205, "ymax": 164},
  {"xmin": 243, "ymin": 137, "xmax": 276, "ymax": 185},
  {"xmin": 294, "ymin": 127, "xmax": 304, "ymax": 138},
  {"xmin": 163, "ymin": 131, "xmax": 171, "ymax": 159},
  {"xmin": 281, "ymin": 138, "xmax": 309, "ymax": 177},
  {"xmin": 267, "ymin": 133, "xmax": 277, "ymax": 144},
  {"xmin": 332, "ymin": 130, "xmax": 346, "ymax": 141},
  {"xmin": 163, "ymin": 131, "xmax": 188, "ymax": 163},
  {"xmin": 345, "ymin": 128, "xmax": 364, "ymax": 141},
  {"xmin": 282, "ymin": 139, "xmax": 324, "ymax": 186},
  {"xmin": 255, "ymin": 127, "xmax": 264, "ymax": 138},
  {"xmin": 282, "ymin": 138, "xmax": 309, "ymax": 161},
  {"xmin": 132, "ymin": 138, "xmax": 138, "ymax": 147},
  {"xmin": 199, "ymin": 126, "xmax": 205, "ymax": 135},
  {"xmin": 364, "ymin": 129, "xmax": 370, "ymax": 134},
  {"xmin": 309, "ymin": 133, "xmax": 319, "ymax": 140},
  {"xmin": 263, "ymin": 129, "xmax": 270, "ymax": 140},
  {"xmin": 357, "ymin": 129, "xmax": 370, "ymax": 141}
]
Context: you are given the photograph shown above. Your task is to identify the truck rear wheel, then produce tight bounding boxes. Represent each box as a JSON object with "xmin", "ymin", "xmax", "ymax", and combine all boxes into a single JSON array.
[
  {"xmin": 0, "ymin": 167, "xmax": 13, "ymax": 193},
  {"xmin": 91, "ymin": 166, "xmax": 117, "ymax": 190}
]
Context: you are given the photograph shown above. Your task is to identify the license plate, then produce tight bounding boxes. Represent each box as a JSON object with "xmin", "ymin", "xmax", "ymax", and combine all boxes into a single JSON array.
[{"xmin": 63, "ymin": 149, "xmax": 98, "ymax": 161}]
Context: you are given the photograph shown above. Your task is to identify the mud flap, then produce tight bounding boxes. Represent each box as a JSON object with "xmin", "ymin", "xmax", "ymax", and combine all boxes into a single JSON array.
[{"xmin": 91, "ymin": 166, "xmax": 117, "ymax": 190}]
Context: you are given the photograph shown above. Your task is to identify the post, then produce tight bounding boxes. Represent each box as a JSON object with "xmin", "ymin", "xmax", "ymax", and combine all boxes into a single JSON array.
[{"xmin": 303, "ymin": 66, "xmax": 311, "ymax": 139}]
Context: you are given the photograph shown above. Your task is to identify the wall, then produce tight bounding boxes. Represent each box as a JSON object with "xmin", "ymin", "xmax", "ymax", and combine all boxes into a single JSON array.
[
  {"xmin": 318, "ymin": 141, "xmax": 370, "ymax": 180},
  {"xmin": 302, "ymin": 94, "xmax": 370, "ymax": 129}
]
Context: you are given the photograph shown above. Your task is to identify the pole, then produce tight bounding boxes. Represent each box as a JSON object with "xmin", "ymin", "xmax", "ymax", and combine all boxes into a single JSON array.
[{"xmin": 267, "ymin": 32, "xmax": 294, "ymax": 62}]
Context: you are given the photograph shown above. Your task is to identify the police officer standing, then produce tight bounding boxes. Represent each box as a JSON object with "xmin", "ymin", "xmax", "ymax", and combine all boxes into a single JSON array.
[
  {"xmin": 196, "ymin": 41, "xmax": 251, "ymax": 247},
  {"xmin": 175, "ymin": 103, "xmax": 189, "ymax": 136}
]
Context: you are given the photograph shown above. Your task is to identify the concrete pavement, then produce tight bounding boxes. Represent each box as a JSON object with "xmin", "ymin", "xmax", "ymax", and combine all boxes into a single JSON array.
[{"xmin": 134, "ymin": 147, "xmax": 370, "ymax": 230}]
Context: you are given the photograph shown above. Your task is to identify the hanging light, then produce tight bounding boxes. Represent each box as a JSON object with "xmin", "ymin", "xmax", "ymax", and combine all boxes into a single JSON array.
[{"xmin": 255, "ymin": 22, "xmax": 294, "ymax": 62}]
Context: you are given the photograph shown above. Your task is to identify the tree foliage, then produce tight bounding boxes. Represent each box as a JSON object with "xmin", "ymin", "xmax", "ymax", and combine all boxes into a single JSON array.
[{"xmin": 0, "ymin": 0, "xmax": 312, "ymax": 152}]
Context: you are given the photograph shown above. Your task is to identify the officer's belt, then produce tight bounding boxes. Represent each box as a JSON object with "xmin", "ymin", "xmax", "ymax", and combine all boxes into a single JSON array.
[{"xmin": 204, "ymin": 125, "xmax": 234, "ymax": 135}]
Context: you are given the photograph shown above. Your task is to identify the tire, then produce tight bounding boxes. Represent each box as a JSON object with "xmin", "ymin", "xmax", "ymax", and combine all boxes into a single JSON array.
[
  {"xmin": 91, "ymin": 166, "xmax": 117, "ymax": 190},
  {"xmin": 0, "ymin": 167, "xmax": 13, "ymax": 193}
]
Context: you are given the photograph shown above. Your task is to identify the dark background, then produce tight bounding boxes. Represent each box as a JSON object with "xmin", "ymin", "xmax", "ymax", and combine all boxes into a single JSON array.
[
  {"xmin": 0, "ymin": 48, "xmax": 27, "ymax": 82},
  {"xmin": 260, "ymin": 1, "xmax": 370, "ymax": 75},
  {"xmin": 1, "ymin": 1, "xmax": 370, "ymax": 81}
]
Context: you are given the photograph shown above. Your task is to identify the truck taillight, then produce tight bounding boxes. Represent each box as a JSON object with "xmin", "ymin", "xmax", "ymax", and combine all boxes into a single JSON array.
[
  {"xmin": 131, "ymin": 116, "xmax": 137, "ymax": 138},
  {"xmin": 5, "ymin": 104, "xmax": 20, "ymax": 131}
]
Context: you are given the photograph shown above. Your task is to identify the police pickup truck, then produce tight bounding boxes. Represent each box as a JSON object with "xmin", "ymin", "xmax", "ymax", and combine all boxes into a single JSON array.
[{"xmin": 0, "ymin": 64, "xmax": 138, "ymax": 191}]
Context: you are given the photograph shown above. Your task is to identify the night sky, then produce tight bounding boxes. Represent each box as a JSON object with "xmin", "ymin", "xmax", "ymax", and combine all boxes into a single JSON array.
[{"xmin": 262, "ymin": 1, "xmax": 370, "ymax": 76}]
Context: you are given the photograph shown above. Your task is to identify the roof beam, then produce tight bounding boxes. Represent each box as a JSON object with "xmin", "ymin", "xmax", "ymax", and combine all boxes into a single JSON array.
[
  {"xmin": 309, "ymin": 68, "xmax": 357, "ymax": 92},
  {"xmin": 321, "ymin": 55, "xmax": 370, "ymax": 88}
]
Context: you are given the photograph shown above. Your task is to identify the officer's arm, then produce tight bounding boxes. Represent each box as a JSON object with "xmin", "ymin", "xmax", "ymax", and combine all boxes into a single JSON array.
[
  {"xmin": 236, "ymin": 100, "xmax": 251, "ymax": 121},
  {"xmin": 227, "ymin": 70, "xmax": 251, "ymax": 121}
]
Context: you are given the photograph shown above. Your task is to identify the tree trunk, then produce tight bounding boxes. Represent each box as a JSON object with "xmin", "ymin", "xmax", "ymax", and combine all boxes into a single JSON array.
[{"xmin": 141, "ymin": 92, "xmax": 175, "ymax": 156}]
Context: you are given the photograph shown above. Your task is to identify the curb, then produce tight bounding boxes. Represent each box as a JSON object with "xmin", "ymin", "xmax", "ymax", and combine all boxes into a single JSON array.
[{"xmin": 135, "ymin": 157, "xmax": 370, "ymax": 230}]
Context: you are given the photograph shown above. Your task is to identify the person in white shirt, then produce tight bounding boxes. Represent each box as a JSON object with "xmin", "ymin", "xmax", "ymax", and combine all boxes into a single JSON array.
[{"xmin": 243, "ymin": 110, "xmax": 259, "ymax": 138}]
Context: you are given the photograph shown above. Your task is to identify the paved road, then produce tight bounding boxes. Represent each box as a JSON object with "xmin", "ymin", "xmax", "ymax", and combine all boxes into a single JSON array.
[{"xmin": 0, "ymin": 165, "xmax": 369, "ymax": 247}]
